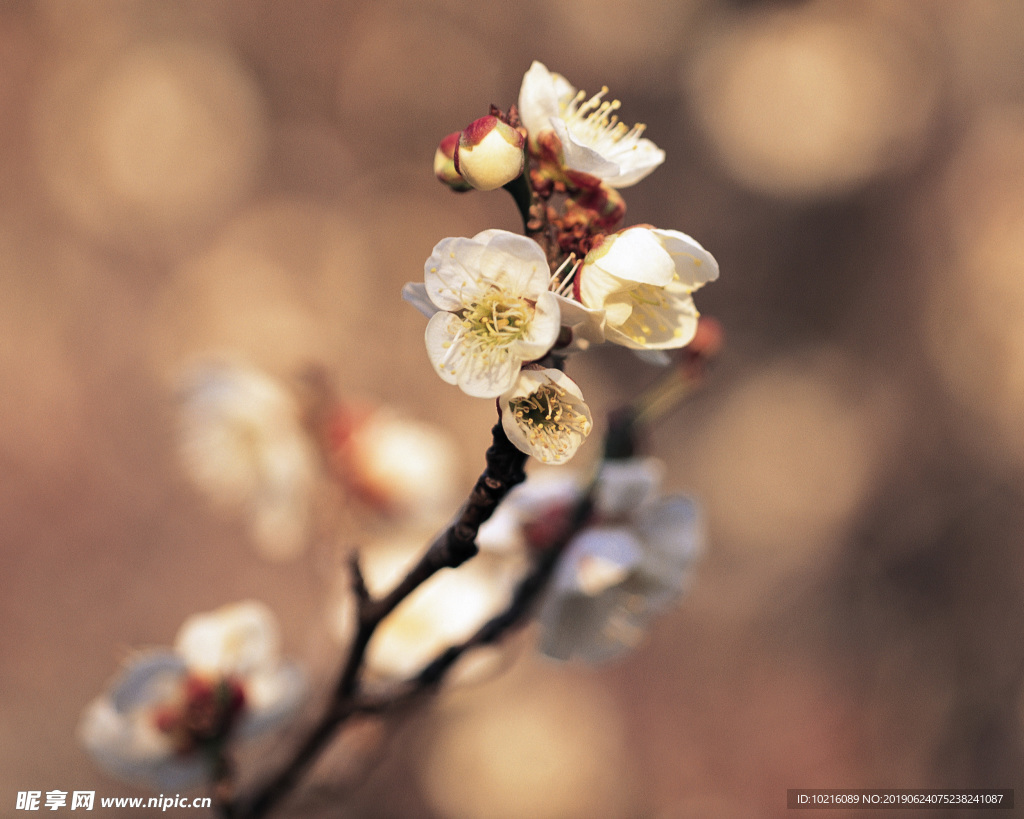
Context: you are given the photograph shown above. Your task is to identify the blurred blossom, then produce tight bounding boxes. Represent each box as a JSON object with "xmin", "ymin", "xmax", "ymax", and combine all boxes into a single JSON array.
[
  {"xmin": 538, "ymin": 457, "xmax": 702, "ymax": 663},
  {"xmin": 685, "ymin": 351, "xmax": 900, "ymax": 575},
  {"xmin": 34, "ymin": 40, "xmax": 265, "ymax": 248},
  {"xmin": 921, "ymin": 109, "xmax": 1024, "ymax": 463},
  {"xmin": 476, "ymin": 467, "xmax": 583, "ymax": 554},
  {"xmin": 419, "ymin": 661, "xmax": 629, "ymax": 819},
  {"xmin": 330, "ymin": 536, "xmax": 516, "ymax": 679},
  {"xmin": 519, "ymin": 61, "xmax": 665, "ymax": 188},
  {"xmin": 685, "ymin": 6, "xmax": 940, "ymax": 197},
  {"xmin": 327, "ymin": 404, "xmax": 461, "ymax": 517},
  {"xmin": 177, "ymin": 359, "xmax": 317, "ymax": 561},
  {"xmin": 79, "ymin": 602, "xmax": 304, "ymax": 789}
]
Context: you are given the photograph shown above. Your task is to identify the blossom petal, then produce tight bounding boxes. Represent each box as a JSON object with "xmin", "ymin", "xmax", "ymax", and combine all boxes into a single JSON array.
[
  {"xmin": 552, "ymin": 118, "xmax": 620, "ymax": 179},
  {"xmin": 595, "ymin": 457, "xmax": 664, "ymax": 519},
  {"xmin": 591, "ymin": 229, "xmax": 676, "ymax": 286},
  {"xmin": 518, "ymin": 60, "xmax": 564, "ymax": 139},
  {"xmin": 603, "ymin": 282, "xmax": 700, "ymax": 350},
  {"xmin": 598, "ymin": 138, "xmax": 666, "ymax": 188},
  {"xmin": 237, "ymin": 662, "xmax": 307, "ymax": 739},
  {"xmin": 512, "ymin": 290, "xmax": 561, "ymax": 361},
  {"xmin": 175, "ymin": 601, "xmax": 280, "ymax": 678},
  {"xmin": 424, "ymin": 236, "xmax": 489, "ymax": 310},
  {"xmin": 477, "ymin": 231, "xmax": 552, "ymax": 296},
  {"xmin": 652, "ymin": 229, "xmax": 719, "ymax": 289},
  {"xmin": 427, "ymin": 311, "xmax": 521, "ymax": 398},
  {"xmin": 402, "ymin": 282, "xmax": 441, "ymax": 318}
]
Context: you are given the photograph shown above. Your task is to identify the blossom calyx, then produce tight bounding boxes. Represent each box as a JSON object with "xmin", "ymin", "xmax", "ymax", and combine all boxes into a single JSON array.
[
  {"xmin": 435, "ymin": 132, "xmax": 472, "ymax": 192},
  {"xmin": 454, "ymin": 115, "xmax": 526, "ymax": 191}
]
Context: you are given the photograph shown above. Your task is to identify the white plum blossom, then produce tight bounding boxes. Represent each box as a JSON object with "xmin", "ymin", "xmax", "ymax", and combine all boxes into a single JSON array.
[
  {"xmin": 420, "ymin": 230, "xmax": 561, "ymax": 398},
  {"xmin": 518, "ymin": 60, "xmax": 665, "ymax": 188},
  {"xmin": 536, "ymin": 458, "xmax": 702, "ymax": 663},
  {"xmin": 177, "ymin": 360, "xmax": 317, "ymax": 561},
  {"xmin": 499, "ymin": 367, "xmax": 593, "ymax": 465},
  {"xmin": 578, "ymin": 227, "xmax": 719, "ymax": 350},
  {"xmin": 79, "ymin": 602, "xmax": 305, "ymax": 790}
]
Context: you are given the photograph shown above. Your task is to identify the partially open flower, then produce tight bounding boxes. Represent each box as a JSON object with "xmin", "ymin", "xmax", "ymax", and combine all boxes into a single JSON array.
[
  {"xmin": 499, "ymin": 368, "xmax": 593, "ymax": 465},
  {"xmin": 454, "ymin": 115, "xmax": 525, "ymax": 191},
  {"xmin": 177, "ymin": 360, "xmax": 317, "ymax": 561},
  {"xmin": 577, "ymin": 227, "xmax": 719, "ymax": 350},
  {"xmin": 434, "ymin": 131, "xmax": 472, "ymax": 192},
  {"xmin": 79, "ymin": 602, "xmax": 305, "ymax": 789},
  {"xmin": 537, "ymin": 458, "xmax": 702, "ymax": 663},
  {"xmin": 518, "ymin": 61, "xmax": 665, "ymax": 188},
  {"xmin": 420, "ymin": 230, "xmax": 561, "ymax": 398}
]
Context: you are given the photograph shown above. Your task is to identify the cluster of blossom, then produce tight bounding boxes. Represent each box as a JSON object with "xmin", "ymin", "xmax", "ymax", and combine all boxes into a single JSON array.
[
  {"xmin": 407, "ymin": 61, "xmax": 719, "ymax": 465},
  {"xmin": 176, "ymin": 358, "xmax": 460, "ymax": 559},
  {"xmin": 78, "ymin": 61, "xmax": 720, "ymax": 810}
]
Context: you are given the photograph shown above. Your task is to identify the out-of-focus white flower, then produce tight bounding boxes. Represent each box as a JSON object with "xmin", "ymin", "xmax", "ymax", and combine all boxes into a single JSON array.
[
  {"xmin": 177, "ymin": 360, "xmax": 317, "ymax": 561},
  {"xmin": 499, "ymin": 368, "xmax": 592, "ymax": 465},
  {"xmin": 518, "ymin": 60, "xmax": 665, "ymax": 188},
  {"xmin": 328, "ymin": 405, "xmax": 460, "ymax": 517},
  {"xmin": 577, "ymin": 227, "xmax": 718, "ymax": 350},
  {"xmin": 330, "ymin": 538, "xmax": 514, "ymax": 679},
  {"xmin": 79, "ymin": 602, "xmax": 305, "ymax": 789},
  {"xmin": 535, "ymin": 457, "xmax": 703, "ymax": 663},
  {"xmin": 476, "ymin": 468, "xmax": 581, "ymax": 554},
  {"xmin": 454, "ymin": 115, "xmax": 525, "ymax": 191},
  {"xmin": 419, "ymin": 230, "xmax": 561, "ymax": 398}
]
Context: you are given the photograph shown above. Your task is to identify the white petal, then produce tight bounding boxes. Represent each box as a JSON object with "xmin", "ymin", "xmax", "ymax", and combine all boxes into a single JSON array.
[
  {"xmin": 424, "ymin": 236, "xmax": 489, "ymax": 311},
  {"xmin": 175, "ymin": 601, "xmax": 280, "ymax": 677},
  {"xmin": 425, "ymin": 312, "xmax": 463, "ymax": 387},
  {"xmin": 593, "ymin": 229, "xmax": 675, "ymax": 286},
  {"xmin": 478, "ymin": 231, "xmax": 551, "ymax": 296},
  {"xmin": 518, "ymin": 60, "xmax": 563, "ymax": 139},
  {"xmin": 237, "ymin": 662, "xmax": 306, "ymax": 739},
  {"xmin": 512, "ymin": 290, "xmax": 561, "ymax": 361},
  {"xmin": 559, "ymin": 527, "xmax": 643, "ymax": 596},
  {"xmin": 599, "ymin": 138, "xmax": 666, "ymax": 188},
  {"xmin": 652, "ymin": 229, "xmax": 720, "ymax": 289},
  {"xmin": 552, "ymin": 118, "xmax": 619, "ymax": 179},
  {"xmin": 595, "ymin": 457, "xmax": 664, "ymax": 519},
  {"xmin": 402, "ymin": 282, "xmax": 441, "ymax": 318}
]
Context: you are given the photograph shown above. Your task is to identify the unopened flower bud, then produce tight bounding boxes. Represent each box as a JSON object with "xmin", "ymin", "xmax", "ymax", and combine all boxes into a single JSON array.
[
  {"xmin": 454, "ymin": 115, "xmax": 525, "ymax": 191},
  {"xmin": 434, "ymin": 132, "xmax": 472, "ymax": 192}
]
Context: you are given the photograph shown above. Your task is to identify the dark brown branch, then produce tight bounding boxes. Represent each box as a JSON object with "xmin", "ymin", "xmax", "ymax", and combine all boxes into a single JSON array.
[{"xmin": 224, "ymin": 422, "xmax": 527, "ymax": 819}]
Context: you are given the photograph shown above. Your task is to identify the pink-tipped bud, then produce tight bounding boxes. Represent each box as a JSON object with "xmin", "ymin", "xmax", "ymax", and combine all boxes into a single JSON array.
[
  {"xmin": 454, "ymin": 115, "xmax": 525, "ymax": 191},
  {"xmin": 434, "ymin": 131, "xmax": 472, "ymax": 192}
]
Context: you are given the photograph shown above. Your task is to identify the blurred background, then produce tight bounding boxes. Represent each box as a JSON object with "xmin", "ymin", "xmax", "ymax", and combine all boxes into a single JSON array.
[{"xmin": 3, "ymin": 0, "xmax": 1024, "ymax": 816}]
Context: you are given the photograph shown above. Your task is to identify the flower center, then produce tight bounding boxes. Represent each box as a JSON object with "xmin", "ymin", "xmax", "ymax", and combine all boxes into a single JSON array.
[
  {"xmin": 509, "ymin": 382, "xmax": 592, "ymax": 463},
  {"xmin": 460, "ymin": 289, "xmax": 532, "ymax": 348},
  {"xmin": 561, "ymin": 87, "xmax": 647, "ymax": 155}
]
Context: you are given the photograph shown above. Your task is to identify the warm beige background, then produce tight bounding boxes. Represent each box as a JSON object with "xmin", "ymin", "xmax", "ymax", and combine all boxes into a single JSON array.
[{"xmin": 3, "ymin": 0, "xmax": 1024, "ymax": 816}]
